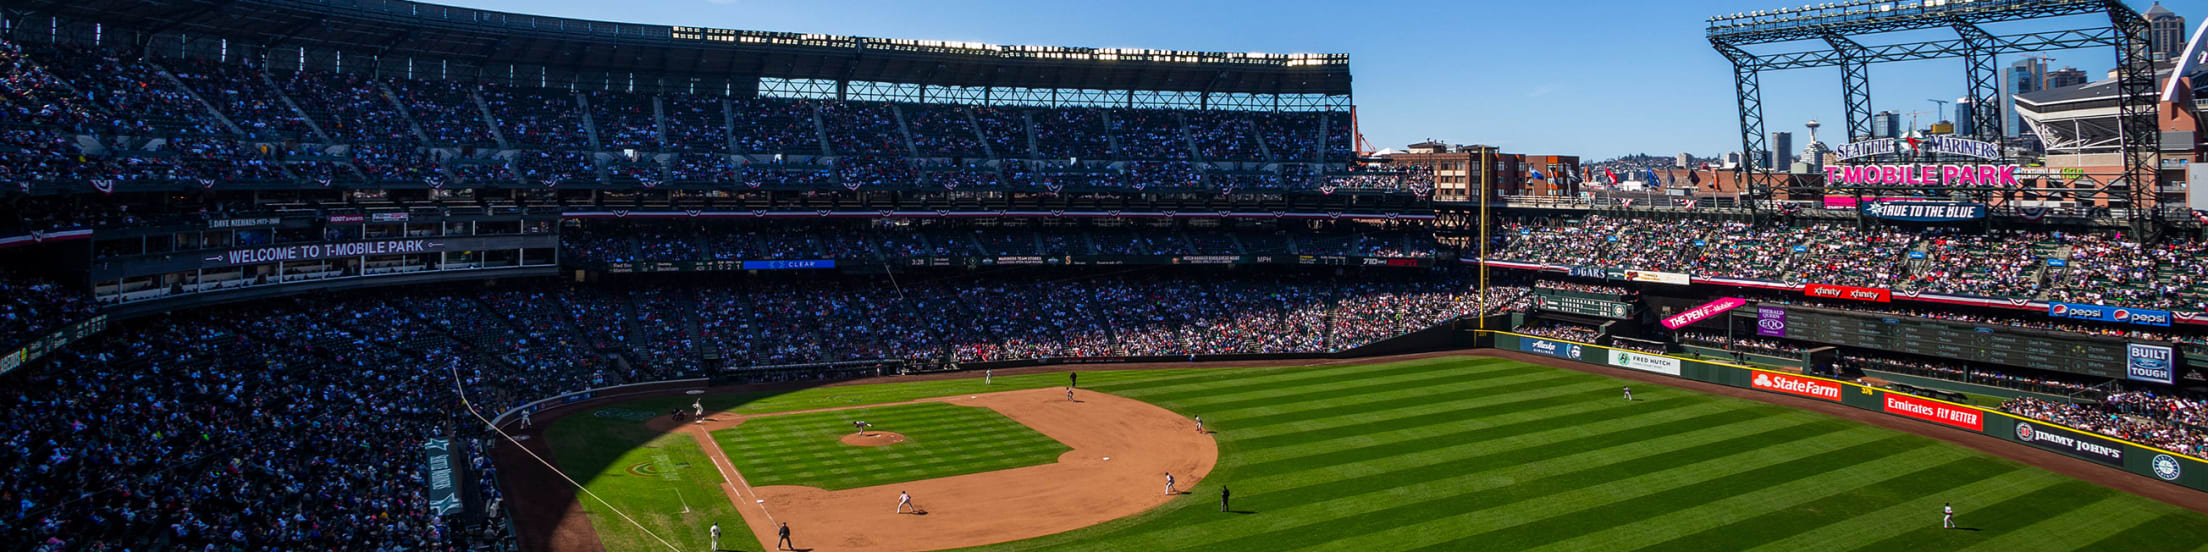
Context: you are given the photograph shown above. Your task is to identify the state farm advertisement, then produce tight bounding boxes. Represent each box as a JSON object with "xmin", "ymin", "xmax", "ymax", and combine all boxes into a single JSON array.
[
  {"xmin": 1661, "ymin": 297, "xmax": 1747, "ymax": 329},
  {"xmin": 1804, "ymin": 283, "xmax": 1891, "ymax": 303},
  {"xmin": 1882, "ymin": 393, "xmax": 1985, "ymax": 432},
  {"xmin": 1751, "ymin": 372, "xmax": 1842, "ymax": 402}
]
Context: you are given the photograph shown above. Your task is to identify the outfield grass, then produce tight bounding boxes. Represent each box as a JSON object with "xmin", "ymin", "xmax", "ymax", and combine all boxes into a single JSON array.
[
  {"xmin": 543, "ymin": 410, "xmax": 752, "ymax": 552},
  {"xmin": 711, "ymin": 402, "xmax": 1070, "ymax": 490},
  {"xmin": 557, "ymin": 357, "xmax": 2208, "ymax": 552}
]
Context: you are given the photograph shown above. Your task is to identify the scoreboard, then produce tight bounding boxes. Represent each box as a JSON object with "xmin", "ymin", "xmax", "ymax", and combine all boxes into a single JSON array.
[
  {"xmin": 1769, "ymin": 306, "xmax": 2131, "ymax": 378},
  {"xmin": 1532, "ymin": 290, "xmax": 1635, "ymax": 319}
]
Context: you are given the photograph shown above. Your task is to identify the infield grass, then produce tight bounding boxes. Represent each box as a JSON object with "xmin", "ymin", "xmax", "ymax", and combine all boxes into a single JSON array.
[
  {"xmin": 553, "ymin": 357, "xmax": 2208, "ymax": 552},
  {"xmin": 711, "ymin": 402, "xmax": 1070, "ymax": 490}
]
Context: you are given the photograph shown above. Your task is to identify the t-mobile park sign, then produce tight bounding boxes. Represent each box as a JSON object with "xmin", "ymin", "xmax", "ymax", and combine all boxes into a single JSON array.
[
  {"xmin": 206, "ymin": 238, "xmax": 442, "ymax": 267},
  {"xmin": 1828, "ymin": 136, "xmax": 2016, "ymax": 187},
  {"xmin": 1833, "ymin": 136, "xmax": 2000, "ymax": 162}
]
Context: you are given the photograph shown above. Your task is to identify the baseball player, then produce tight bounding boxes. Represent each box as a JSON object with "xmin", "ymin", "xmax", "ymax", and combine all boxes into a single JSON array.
[
  {"xmin": 1069, "ymin": 371, "xmax": 1078, "ymax": 388},
  {"xmin": 1164, "ymin": 472, "xmax": 1177, "ymax": 495},
  {"xmin": 1220, "ymin": 486, "xmax": 1231, "ymax": 512},
  {"xmin": 1623, "ymin": 386, "xmax": 1633, "ymax": 401},
  {"xmin": 1943, "ymin": 502, "xmax": 1955, "ymax": 529},
  {"xmin": 985, "ymin": 369, "xmax": 993, "ymax": 385},
  {"xmin": 854, "ymin": 420, "xmax": 871, "ymax": 436},
  {"xmin": 1066, "ymin": 386, "xmax": 1075, "ymax": 402},
  {"xmin": 692, "ymin": 399, "xmax": 703, "ymax": 424},
  {"xmin": 1195, "ymin": 415, "xmax": 1204, "ymax": 433},
  {"xmin": 776, "ymin": 522, "xmax": 792, "ymax": 550},
  {"xmin": 520, "ymin": 411, "xmax": 531, "ymax": 430},
  {"xmin": 709, "ymin": 521, "xmax": 720, "ymax": 551},
  {"xmin": 898, "ymin": 490, "xmax": 916, "ymax": 514}
]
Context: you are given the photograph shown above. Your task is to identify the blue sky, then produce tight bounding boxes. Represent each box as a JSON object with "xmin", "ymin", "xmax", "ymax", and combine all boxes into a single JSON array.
[{"xmin": 442, "ymin": 0, "xmax": 2201, "ymax": 159}]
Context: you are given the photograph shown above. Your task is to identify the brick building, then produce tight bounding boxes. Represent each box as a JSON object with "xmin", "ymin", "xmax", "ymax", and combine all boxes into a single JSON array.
[{"xmin": 1382, "ymin": 142, "xmax": 1578, "ymax": 201}]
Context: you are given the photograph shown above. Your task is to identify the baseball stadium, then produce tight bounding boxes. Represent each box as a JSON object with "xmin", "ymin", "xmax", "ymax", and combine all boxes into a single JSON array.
[{"xmin": 7, "ymin": 0, "xmax": 2208, "ymax": 551}]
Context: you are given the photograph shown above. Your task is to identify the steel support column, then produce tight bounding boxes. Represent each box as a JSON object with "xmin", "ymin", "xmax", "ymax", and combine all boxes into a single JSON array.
[
  {"xmin": 1716, "ymin": 42, "xmax": 1769, "ymax": 216},
  {"xmin": 1953, "ymin": 22, "xmax": 2005, "ymax": 145},
  {"xmin": 1823, "ymin": 34, "xmax": 1874, "ymax": 143},
  {"xmin": 2106, "ymin": 0, "xmax": 2161, "ymax": 235}
]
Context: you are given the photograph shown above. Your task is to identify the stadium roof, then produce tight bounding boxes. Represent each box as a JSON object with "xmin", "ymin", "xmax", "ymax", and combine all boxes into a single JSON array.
[{"xmin": 26, "ymin": 0, "xmax": 1352, "ymax": 96}]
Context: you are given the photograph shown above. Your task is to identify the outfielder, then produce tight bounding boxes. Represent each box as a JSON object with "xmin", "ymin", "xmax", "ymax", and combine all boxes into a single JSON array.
[
  {"xmin": 1164, "ymin": 472, "xmax": 1177, "ymax": 495},
  {"xmin": 520, "ymin": 411, "xmax": 531, "ymax": 430},
  {"xmin": 898, "ymin": 490, "xmax": 916, "ymax": 514},
  {"xmin": 985, "ymin": 369, "xmax": 993, "ymax": 385},
  {"xmin": 1623, "ymin": 386, "xmax": 1633, "ymax": 401},
  {"xmin": 709, "ymin": 521, "xmax": 720, "ymax": 551},
  {"xmin": 1943, "ymin": 502, "xmax": 1954, "ymax": 529}
]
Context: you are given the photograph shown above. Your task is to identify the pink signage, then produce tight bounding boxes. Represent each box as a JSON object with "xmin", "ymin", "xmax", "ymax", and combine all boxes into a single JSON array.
[
  {"xmin": 1662, "ymin": 297, "xmax": 1748, "ymax": 330},
  {"xmin": 1824, "ymin": 165, "xmax": 2020, "ymax": 187}
]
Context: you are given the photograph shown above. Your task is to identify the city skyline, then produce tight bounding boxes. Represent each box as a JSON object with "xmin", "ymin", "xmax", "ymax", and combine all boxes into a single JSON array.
[{"xmin": 439, "ymin": 0, "xmax": 2200, "ymax": 159}]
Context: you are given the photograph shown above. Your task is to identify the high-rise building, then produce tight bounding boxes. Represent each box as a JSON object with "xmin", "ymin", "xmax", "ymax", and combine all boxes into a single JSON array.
[
  {"xmin": 1953, "ymin": 97, "xmax": 1975, "ymax": 138},
  {"xmin": 1676, "ymin": 152, "xmax": 1691, "ymax": 168},
  {"xmin": 1770, "ymin": 131, "xmax": 1793, "ymax": 169},
  {"xmin": 1871, "ymin": 111, "xmax": 1901, "ymax": 139},
  {"xmin": 2046, "ymin": 66, "xmax": 2087, "ymax": 89},
  {"xmin": 2147, "ymin": 3, "xmax": 2186, "ymax": 62},
  {"xmin": 2003, "ymin": 58, "xmax": 2045, "ymax": 138}
]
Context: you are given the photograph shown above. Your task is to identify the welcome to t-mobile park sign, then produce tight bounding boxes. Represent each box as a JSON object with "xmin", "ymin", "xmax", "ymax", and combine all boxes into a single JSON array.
[{"xmin": 205, "ymin": 238, "xmax": 443, "ymax": 268}]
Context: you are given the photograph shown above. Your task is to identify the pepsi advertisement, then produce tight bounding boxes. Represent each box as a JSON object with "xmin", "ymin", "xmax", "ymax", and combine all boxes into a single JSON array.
[{"xmin": 2047, "ymin": 302, "xmax": 2172, "ymax": 328}]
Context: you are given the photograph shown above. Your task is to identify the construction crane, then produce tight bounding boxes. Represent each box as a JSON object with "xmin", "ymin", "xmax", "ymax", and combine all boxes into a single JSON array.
[{"xmin": 1926, "ymin": 99, "xmax": 1949, "ymax": 122}]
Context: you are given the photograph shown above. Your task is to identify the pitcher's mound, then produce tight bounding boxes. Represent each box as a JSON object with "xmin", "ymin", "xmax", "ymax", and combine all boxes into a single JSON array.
[{"xmin": 841, "ymin": 431, "xmax": 907, "ymax": 447}]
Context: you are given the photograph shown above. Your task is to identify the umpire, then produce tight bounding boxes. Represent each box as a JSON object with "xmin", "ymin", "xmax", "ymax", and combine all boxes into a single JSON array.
[{"xmin": 1220, "ymin": 486, "xmax": 1231, "ymax": 512}]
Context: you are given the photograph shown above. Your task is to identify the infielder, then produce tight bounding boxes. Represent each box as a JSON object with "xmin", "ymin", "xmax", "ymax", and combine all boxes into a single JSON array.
[
  {"xmin": 776, "ymin": 522, "xmax": 792, "ymax": 550},
  {"xmin": 898, "ymin": 490, "xmax": 916, "ymax": 514},
  {"xmin": 1164, "ymin": 472, "xmax": 1177, "ymax": 495},
  {"xmin": 1623, "ymin": 386, "xmax": 1633, "ymax": 401},
  {"xmin": 709, "ymin": 521, "xmax": 720, "ymax": 551},
  {"xmin": 1195, "ymin": 415, "xmax": 1204, "ymax": 433},
  {"xmin": 1066, "ymin": 386, "xmax": 1075, "ymax": 402},
  {"xmin": 1943, "ymin": 502, "xmax": 1954, "ymax": 529},
  {"xmin": 692, "ymin": 399, "xmax": 703, "ymax": 424},
  {"xmin": 854, "ymin": 420, "xmax": 872, "ymax": 436}
]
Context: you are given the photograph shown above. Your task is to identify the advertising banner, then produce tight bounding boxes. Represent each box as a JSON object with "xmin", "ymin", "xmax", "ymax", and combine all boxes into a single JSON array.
[
  {"xmin": 1519, "ymin": 337, "xmax": 1585, "ymax": 361},
  {"xmin": 1607, "ymin": 350, "xmax": 1683, "ymax": 376},
  {"xmin": 1751, "ymin": 371, "xmax": 1842, "ymax": 402},
  {"xmin": 1804, "ymin": 283, "xmax": 1891, "ymax": 303},
  {"xmin": 1661, "ymin": 297, "xmax": 1747, "ymax": 330},
  {"xmin": 1756, "ymin": 306, "xmax": 1789, "ymax": 337},
  {"xmin": 206, "ymin": 238, "xmax": 442, "ymax": 268},
  {"xmin": 2011, "ymin": 421, "xmax": 2126, "ymax": 466},
  {"xmin": 741, "ymin": 259, "xmax": 836, "ymax": 270},
  {"xmin": 328, "ymin": 214, "xmax": 367, "ymax": 223},
  {"xmin": 423, "ymin": 439, "xmax": 463, "ymax": 516},
  {"xmin": 1882, "ymin": 393, "xmax": 1985, "ymax": 432},
  {"xmin": 371, "ymin": 212, "xmax": 411, "ymax": 223},
  {"xmin": 1861, "ymin": 202, "xmax": 1988, "ymax": 222},
  {"xmin": 2048, "ymin": 302, "xmax": 2173, "ymax": 327},
  {"xmin": 1623, "ymin": 270, "xmax": 1691, "ymax": 286},
  {"xmin": 2126, "ymin": 343, "xmax": 2177, "ymax": 385}
]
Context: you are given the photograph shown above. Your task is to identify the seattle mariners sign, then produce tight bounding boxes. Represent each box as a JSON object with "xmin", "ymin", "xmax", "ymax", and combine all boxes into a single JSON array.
[
  {"xmin": 2154, "ymin": 454, "xmax": 2183, "ymax": 481},
  {"xmin": 2012, "ymin": 421, "xmax": 2125, "ymax": 466}
]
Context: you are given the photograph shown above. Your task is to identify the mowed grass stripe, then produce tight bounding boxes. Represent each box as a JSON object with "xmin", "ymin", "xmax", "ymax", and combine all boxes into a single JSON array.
[
  {"xmin": 1231, "ymin": 390, "xmax": 1707, "ymax": 475},
  {"xmin": 2075, "ymin": 511, "xmax": 2208, "ymax": 551},
  {"xmin": 1238, "ymin": 401, "xmax": 1753, "ymax": 491},
  {"xmin": 1847, "ymin": 480, "xmax": 2107, "ymax": 551},
  {"xmin": 1959, "ymin": 494, "xmax": 2168, "ymax": 551},
  {"xmin": 1222, "ymin": 378, "xmax": 1622, "ymax": 452},
  {"xmin": 1527, "ymin": 446, "xmax": 1991, "ymax": 552},
  {"xmin": 1429, "ymin": 435, "xmax": 1938, "ymax": 551},
  {"xmin": 1147, "ymin": 363, "xmax": 1542, "ymax": 416},
  {"xmin": 1385, "ymin": 432, "xmax": 1926, "ymax": 551},
  {"xmin": 1203, "ymin": 418, "xmax": 1861, "ymax": 550},
  {"xmin": 1093, "ymin": 358, "xmax": 1496, "ymax": 399},
  {"xmin": 1197, "ymin": 373, "xmax": 1602, "ymax": 433},
  {"xmin": 1634, "ymin": 455, "xmax": 2024, "ymax": 552},
  {"xmin": 1743, "ymin": 469, "xmax": 2071, "ymax": 552},
  {"xmin": 1061, "ymin": 406, "xmax": 1814, "ymax": 552}
]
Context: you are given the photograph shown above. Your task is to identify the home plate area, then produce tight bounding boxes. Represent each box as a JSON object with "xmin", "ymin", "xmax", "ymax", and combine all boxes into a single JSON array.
[{"xmin": 688, "ymin": 387, "xmax": 1218, "ymax": 552}]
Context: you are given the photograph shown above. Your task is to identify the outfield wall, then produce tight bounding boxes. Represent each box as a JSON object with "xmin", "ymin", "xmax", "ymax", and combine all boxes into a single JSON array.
[{"xmin": 1487, "ymin": 331, "xmax": 2208, "ymax": 495}]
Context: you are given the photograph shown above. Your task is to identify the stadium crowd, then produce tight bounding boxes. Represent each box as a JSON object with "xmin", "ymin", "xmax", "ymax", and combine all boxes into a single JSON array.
[{"xmin": 2003, "ymin": 395, "xmax": 2208, "ymax": 456}]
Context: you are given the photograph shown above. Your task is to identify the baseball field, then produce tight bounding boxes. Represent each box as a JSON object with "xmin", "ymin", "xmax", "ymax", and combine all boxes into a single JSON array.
[{"xmin": 531, "ymin": 356, "xmax": 2208, "ymax": 551}]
